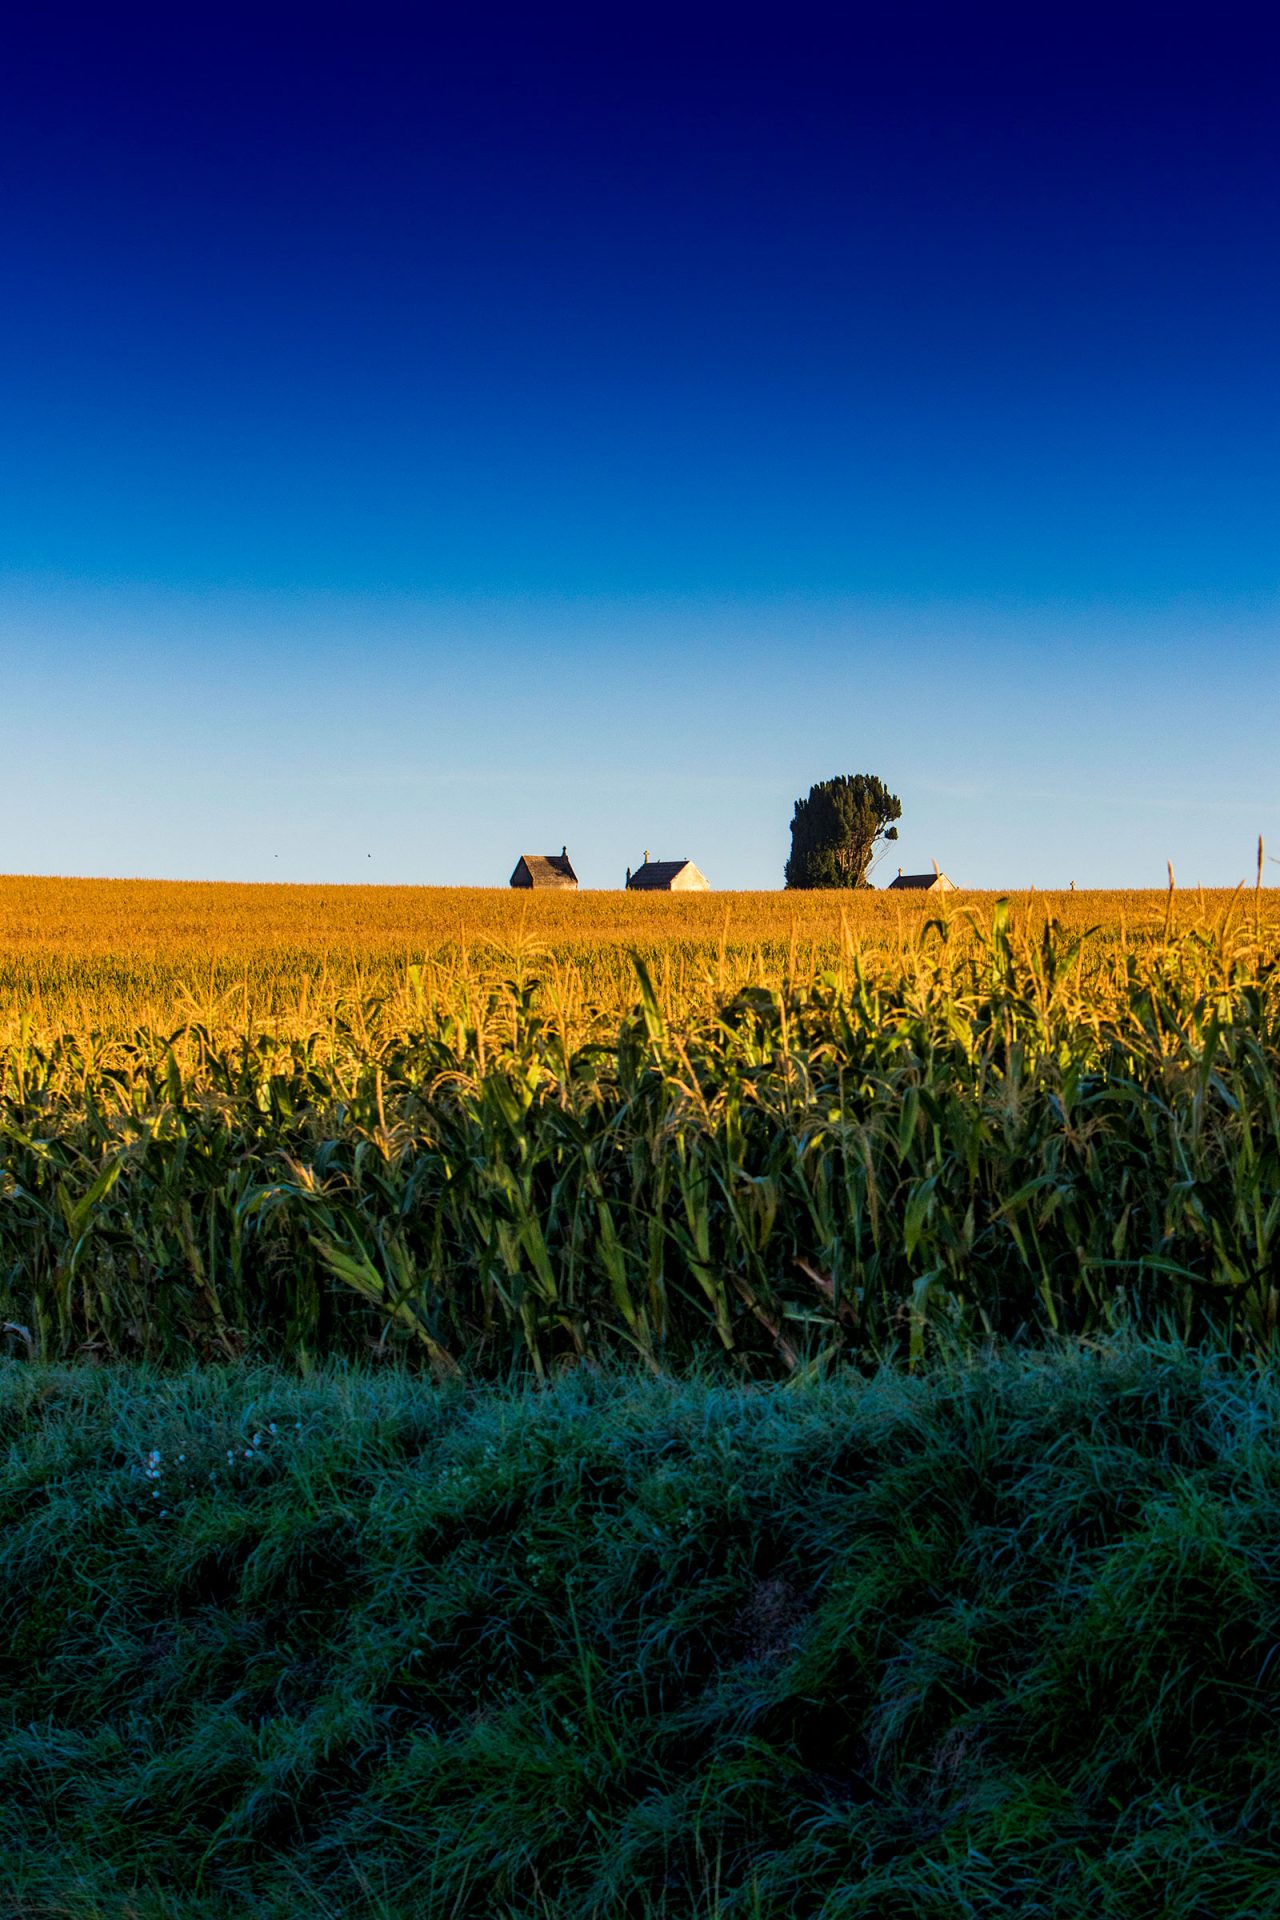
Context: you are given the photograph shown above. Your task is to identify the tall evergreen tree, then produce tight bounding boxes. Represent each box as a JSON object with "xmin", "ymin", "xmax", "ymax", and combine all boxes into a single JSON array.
[{"xmin": 784, "ymin": 774, "xmax": 901, "ymax": 889}]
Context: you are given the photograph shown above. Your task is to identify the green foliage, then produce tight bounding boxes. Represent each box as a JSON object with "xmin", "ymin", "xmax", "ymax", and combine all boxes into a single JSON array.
[
  {"xmin": 6, "ymin": 1344, "xmax": 1280, "ymax": 1914},
  {"xmin": 784, "ymin": 773, "xmax": 902, "ymax": 889},
  {"xmin": 2, "ymin": 910, "xmax": 1279, "ymax": 1374}
]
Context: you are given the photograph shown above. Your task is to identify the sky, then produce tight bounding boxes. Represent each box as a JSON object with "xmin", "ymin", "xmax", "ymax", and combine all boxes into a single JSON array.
[{"xmin": 2, "ymin": 5, "xmax": 1276, "ymax": 890}]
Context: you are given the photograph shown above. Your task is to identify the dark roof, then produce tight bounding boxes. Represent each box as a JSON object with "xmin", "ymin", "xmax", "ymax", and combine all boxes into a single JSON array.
[
  {"xmin": 627, "ymin": 859, "xmax": 693, "ymax": 890},
  {"xmin": 511, "ymin": 852, "xmax": 577, "ymax": 887},
  {"xmin": 886, "ymin": 871, "xmax": 952, "ymax": 890}
]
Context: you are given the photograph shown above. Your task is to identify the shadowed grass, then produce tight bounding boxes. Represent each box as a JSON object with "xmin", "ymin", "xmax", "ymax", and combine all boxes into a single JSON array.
[{"xmin": 5, "ymin": 1341, "xmax": 1280, "ymax": 1914}]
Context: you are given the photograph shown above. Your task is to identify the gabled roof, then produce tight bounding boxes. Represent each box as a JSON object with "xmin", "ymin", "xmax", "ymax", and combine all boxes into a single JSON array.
[
  {"xmin": 510, "ymin": 852, "xmax": 577, "ymax": 887},
  {"xmin": 627, "ymin": 859, "xmax": 709, "ymax": 891},
  {"xmin": 886, "ymin": 870, "xmax": 956, "ymax": 891},
  {"xmin": 629, "ymin": 860, "xmax": 689, "ymax": 888}
]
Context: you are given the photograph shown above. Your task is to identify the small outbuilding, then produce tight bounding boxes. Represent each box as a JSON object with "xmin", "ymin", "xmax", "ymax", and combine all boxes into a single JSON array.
[
  {"xmin": 887, "ymin": 869, "xmax": 957, "ymax": 892},
  {"xmin": 509, "ymin": 848, "xmax": 578, "ymax": 890},
  {"xmin": 626, "ymin": 857, "xmax": 710, "ymax": 892}
]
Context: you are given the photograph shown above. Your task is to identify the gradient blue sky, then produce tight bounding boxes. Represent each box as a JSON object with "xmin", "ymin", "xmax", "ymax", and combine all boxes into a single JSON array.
[{"xmin": 3, "ymin": 5, "xmax": 1276, "ymax": 889}]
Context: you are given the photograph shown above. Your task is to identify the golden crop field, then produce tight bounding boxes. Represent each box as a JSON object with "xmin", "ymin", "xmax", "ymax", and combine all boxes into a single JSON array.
[
  {"xmin": 2, "ymin": 871, "xmax": 1280, "ymax": 1367},
  {"xmin": 4, "ymin": 873, "xmax": 1276, "ymax": 1041},
  {"xmin": 3, "ymin": 871, "xmax": 1278, "ymax": 1374}
]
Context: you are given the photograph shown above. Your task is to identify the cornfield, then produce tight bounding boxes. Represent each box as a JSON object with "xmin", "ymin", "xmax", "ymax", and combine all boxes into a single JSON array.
[
  {"xmin": 2, "ymin": 875, "xmax": 1278, "ymax": 1372},
  {"xmin": 5, "ymin": 873, "xmax": 1271, "ymax": 1037}
]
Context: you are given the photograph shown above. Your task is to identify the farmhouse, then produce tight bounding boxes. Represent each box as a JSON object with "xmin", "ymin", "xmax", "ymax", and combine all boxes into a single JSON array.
[
  {"xmin": 887, "ymin": 869, "xmax": 957, "ymax": 892},
  {"xmin": 509, "ymin": 849, "xmax": 578, "ymax": 890},
  {"xmin": 626, "ymin": 857, "xmax": 710, "ymax": 892}
]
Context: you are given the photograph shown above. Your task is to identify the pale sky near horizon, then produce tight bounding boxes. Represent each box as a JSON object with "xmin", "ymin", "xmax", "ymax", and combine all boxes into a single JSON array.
[
  {"xmin": 5, "ymin": 578, "xmax": 1275, "ymax": 891},
  {"xmin": 3, "ymin": 10, "xmax": 1277, "ymax": 892}
]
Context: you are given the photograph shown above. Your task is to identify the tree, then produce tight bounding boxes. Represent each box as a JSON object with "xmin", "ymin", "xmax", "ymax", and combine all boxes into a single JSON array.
[{"xmin": 784, "ymin": 774, "xmax": 901, "ymax": 889}]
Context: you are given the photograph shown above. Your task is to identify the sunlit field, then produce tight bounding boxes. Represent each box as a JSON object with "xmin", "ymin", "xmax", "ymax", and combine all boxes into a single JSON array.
[
  {"xmin": 2, "ymin": 873, "xmax": 1277, "ymax": 1371},
  {"xmin": 4, "ymin": 873, "xmax": 1277, "ymax": 1038}
]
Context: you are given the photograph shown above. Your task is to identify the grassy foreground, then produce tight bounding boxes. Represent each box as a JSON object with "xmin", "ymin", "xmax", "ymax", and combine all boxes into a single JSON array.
[{"xmin": 6, "ymin": 1344, "xmax": 1280, "ymax": 1916}]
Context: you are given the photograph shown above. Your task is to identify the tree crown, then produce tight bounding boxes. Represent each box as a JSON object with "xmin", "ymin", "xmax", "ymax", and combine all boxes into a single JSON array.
[{"xmin": 784, "ymin": 773, "xmax": 902, "ymax": 890}]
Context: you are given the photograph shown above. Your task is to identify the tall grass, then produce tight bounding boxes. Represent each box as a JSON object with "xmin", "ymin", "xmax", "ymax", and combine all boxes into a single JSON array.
[
  {"xmin": 2, "ymin": 889, "xmax": 1277, "ymax": 1371},
  {"xmin": 6, "ymin": 1343, "xmax": 1280, "ymax": 1916}
]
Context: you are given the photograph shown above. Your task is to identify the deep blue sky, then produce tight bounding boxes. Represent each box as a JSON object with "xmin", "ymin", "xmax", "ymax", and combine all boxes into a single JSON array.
[{"xmin": 3, "ymin": 5, "xmax": 1276, "ymax": 888}]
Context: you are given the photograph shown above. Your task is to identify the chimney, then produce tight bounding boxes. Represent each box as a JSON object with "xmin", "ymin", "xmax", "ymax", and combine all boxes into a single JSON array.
[
  {"xmin": 898, "ymin": 866, "xmax": 903, "ymax": 876},
  {"xmin": 644, "ymin": 849, "xmax": 650, "ymax": 864},
  {"xmin": 561, "ymin": 845, "xmax": 567, "ymax": 858}
]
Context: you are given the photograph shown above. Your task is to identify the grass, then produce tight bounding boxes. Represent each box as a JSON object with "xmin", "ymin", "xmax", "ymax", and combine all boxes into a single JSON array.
[
  {"xmin": 2, "ymin": 883, "xmax": 1278, "ymax": 1371},
  {"xmin": 5, "ymin": 1340, "xmax": 1280, "ymax": 1916}
]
